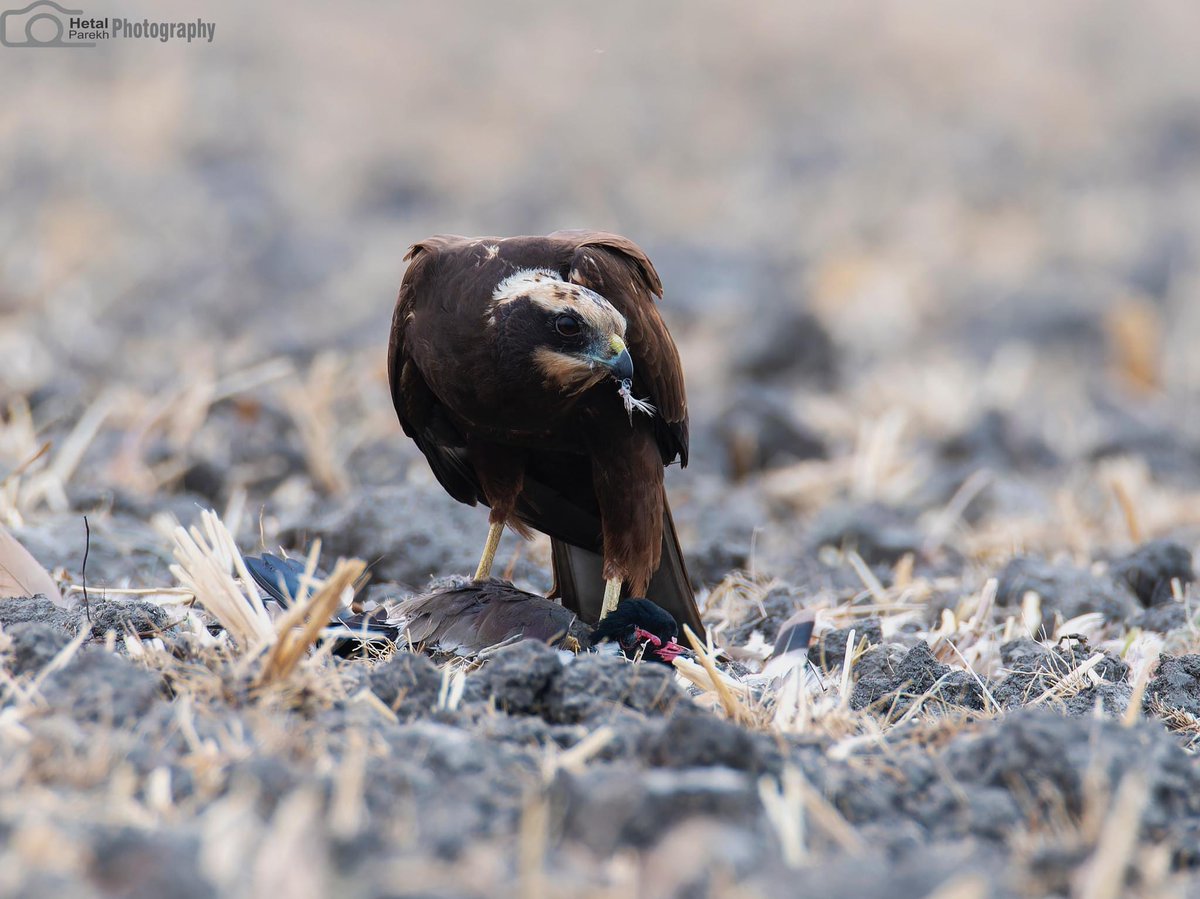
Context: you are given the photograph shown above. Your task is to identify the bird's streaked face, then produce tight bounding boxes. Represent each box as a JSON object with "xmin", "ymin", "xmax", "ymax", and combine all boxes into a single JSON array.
[{"xmin": 489, "ymin": 269, "xmax": 633, "ymax": 394}]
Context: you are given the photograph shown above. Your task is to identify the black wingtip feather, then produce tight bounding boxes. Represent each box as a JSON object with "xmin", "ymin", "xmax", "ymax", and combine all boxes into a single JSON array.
[
  {"xmin": 244, "ymin": 553, "xmax": 396, "ymax": 656},
  {"xmin": 244, "ymin": 553, "xmax": 309, "ymax": 607}
]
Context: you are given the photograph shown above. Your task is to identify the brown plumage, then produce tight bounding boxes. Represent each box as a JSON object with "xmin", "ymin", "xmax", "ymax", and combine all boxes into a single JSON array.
[{"xmin": 388, "ymin": 230, "xmax": 703, "ymax": 637}]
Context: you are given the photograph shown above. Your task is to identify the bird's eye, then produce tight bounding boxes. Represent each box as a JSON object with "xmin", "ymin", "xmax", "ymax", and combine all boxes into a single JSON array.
[{"xmin": 555, "ymin": 314, "xmax": 581, "ymax": 338}]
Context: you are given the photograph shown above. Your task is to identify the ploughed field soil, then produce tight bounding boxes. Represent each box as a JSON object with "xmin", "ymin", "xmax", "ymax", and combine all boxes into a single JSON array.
[{"xmin": 4, "ymin": 2, "xmax": 1200, "ymax": 896}]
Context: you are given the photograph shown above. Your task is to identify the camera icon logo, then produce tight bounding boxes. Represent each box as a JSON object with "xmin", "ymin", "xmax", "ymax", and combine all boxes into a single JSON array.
[{"xmin": 1, "ymin": 0, "xmax": 93, "ymax": 47}]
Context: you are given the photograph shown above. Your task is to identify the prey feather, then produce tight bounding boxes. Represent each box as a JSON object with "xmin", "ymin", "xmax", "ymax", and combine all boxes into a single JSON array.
[{"xmin": 617, "ymin": 378, "xmax": 656, "ymax": 424}]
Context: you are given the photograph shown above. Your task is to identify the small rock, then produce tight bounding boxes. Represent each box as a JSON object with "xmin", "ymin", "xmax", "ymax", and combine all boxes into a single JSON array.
[
  {"xmin": 551, "ymin": 654, "xmax": 682, "ymax": 723},
  {"xmin": 470, "ymin": 640, "xmax": 563, "ymax": 716},
  {"xmin": 993, "ymin": 639, "xmax": 1128, "ymax": 712},
  {"xmin": 684, "ymin": 537, "xmax": 751, "ymax": 588},
  {"xmin": 89, "ymin": 828, "xmax": 215, "ymax": 899},
  {"xmin": 999, "ymin": 638, "xmax": 1053, "ymax": 670},
  {"xmin": 937, "ymin": 670, "xmax": 989, "ymax": 710},
  {"xmin": 893, "ymin": 642, "xmax": 949, "ymax": 694},
  {"xmin": 1146, "ymin": 654, "xmax": 1200, "ymax": 717},
  {"xmin": 0, "ymin": 596, "xmax": 80, "ymax": 635},
  {"xmin": 715, "ymin": 387, "xmax": 827, "ymax": 480},
  {"xmin": 779, "ymin": 845, "xmax": 1008, "ymax": 899},
  {"xmin": 0, "ymin": 596, "xmax": 169, "ymax": 642},
  {"xmin": 946, "ymin": 708, "xmax": 1200, "ymax": 862},
  {"xmin": 808, "ymin": 619, "xmax": 883, "ymax": 673},
  {"xmin": 368, "ymin": 652, "xmax": 443, "ymax": 716},
  {"xmin": 180, "ymin": 460, "xmax": 226, "ymax": 504},
  {"xmin": 938, "ymin": 409, "xmax": 1059, "ymax": 473},
  {"xmin": 40, "ymin": 649, "xmax": 165, "ymax": 726},
  {"xmin": 996, "ymin": 557, "xmax": 1139, "ymax": 627},
  {"xmin": 852, "ymin": 642, "xmax": 907, "ymax": 682},
  {"xmin": 851, "ymin": 642, "xmax": 983, "ymax": 715},
  {"xmin": 1132, "ymin": 603, "xmax": 1188, "ymax": 633},
  {"xmin": 1111, "ymin": 540, "xmax": 1194, "ymax": 607},
  {"xmin": 810, "ymin": 503, "xmax": 923, "ymax": 566},
  {"xmin": 1053, "ymin": 639, "xmax": 1129, "ymax": 682},
  {"xmin": 2, "ymin": 621, "xmax": 71, "ymax": 676},
  {"xmin": 731, "ymin": 306, "xmax": 838, "ymax": 387},
  {"xmin": 221, "ymin": 756, "xmax": 307, "ymax": 819},
  {"xmin": 643, "ymin": 707, "xmax": 769, "ymax": 773},
  {"xmin": 1063, "ymin": 682, "xmax": 1132, "ymax": 718},
  {"xmin": 87, "ymin": 599, "xmax": 170, "ymax": 639},
  {"xmin": 552, "ymin": 763, "xmax": 759, "ymax": 855},
  {"xmin": 1088, "ymin": 425, "xmax": 1200, "ymax": 486}
]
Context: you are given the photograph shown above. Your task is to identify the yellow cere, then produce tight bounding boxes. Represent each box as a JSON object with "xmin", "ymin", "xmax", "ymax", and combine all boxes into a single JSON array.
[{"xmin": 609, "ymin": 335, "xmax": 627, "ymax": 354}]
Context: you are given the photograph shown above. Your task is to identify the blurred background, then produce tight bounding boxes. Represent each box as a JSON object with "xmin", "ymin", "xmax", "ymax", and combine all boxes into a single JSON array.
[{"xmin": 2, "ymin": 0, "xmax": 1200, "ymax": 589}]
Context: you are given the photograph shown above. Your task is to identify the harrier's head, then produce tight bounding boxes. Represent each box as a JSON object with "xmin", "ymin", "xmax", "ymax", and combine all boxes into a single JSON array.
[{"xmin": 488, "ymin": 269, "xmax": 633, "ymax": 394}]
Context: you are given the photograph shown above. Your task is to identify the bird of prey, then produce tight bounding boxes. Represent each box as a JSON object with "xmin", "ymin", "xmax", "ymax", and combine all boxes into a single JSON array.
[
  {"xmin": 393, "ymin": 576, "xmax": 684, "ymax": 664},
  {"xmin": 388, "ymin": 230, "xmax": 704, "ymax": 638}
]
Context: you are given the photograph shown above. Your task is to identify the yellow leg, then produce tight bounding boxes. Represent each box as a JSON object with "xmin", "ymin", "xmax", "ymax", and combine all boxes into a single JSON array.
[
  {"xmin": 474, "ymin": 521, "xmax": 504, "ymax": 580},
  {"xmin": 599, "ymin": 577, "xmax": 622, "ymax": 619}
]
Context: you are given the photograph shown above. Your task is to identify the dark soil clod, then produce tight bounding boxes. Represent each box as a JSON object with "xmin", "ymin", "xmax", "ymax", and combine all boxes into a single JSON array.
[{"xmin": 1111, "ymin": 540, "xmax": 1195, "ymax": 607}]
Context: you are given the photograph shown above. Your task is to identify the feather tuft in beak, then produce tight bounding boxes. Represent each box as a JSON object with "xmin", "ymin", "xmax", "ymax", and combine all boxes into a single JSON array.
[
  {"xmin": 618, "ymin": 379, "xmax": 657, "ymax": 423},
  {"xmin": 599, "ymin": 335, "xmax": 654, "ymax": 422}
]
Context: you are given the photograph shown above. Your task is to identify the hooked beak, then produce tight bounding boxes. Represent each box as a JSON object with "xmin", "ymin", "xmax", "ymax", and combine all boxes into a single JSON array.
[
  {"xmin": 632, "ymin": 626, "xmax": 682, "ymax": 665},
  {"xmin": 601, "ymin": 335, "xmax": 635, "ymax": 382},
  {"xmin": 655, "ymin": 639, "xmax": 684, "ymax": 663}
]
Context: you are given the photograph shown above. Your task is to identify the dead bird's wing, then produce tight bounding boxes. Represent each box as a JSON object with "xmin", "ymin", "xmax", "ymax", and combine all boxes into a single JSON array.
[{"xmin": 392, "ymin": 578, "xmax": 585, "ymax": 654}]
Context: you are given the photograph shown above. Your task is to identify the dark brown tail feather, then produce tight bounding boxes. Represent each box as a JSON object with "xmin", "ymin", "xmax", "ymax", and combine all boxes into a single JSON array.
[{"xmin": 552, "ymin": 502, "xmax": 705, "ymax": 641}]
